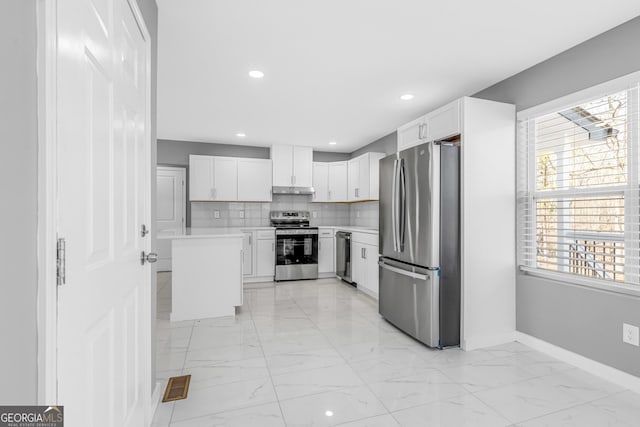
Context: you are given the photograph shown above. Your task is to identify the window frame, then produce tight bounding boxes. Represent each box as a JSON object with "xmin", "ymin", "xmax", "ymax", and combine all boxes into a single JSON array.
[{"xmin": 517, "ymin": 71, "xmax": 640, "ymax": 297}]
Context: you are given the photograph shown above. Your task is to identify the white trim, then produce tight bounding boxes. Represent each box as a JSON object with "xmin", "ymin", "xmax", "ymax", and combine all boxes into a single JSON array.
[
  {"xmin": 461, "ymin": 331, "xmax": 516, "ymax": 351},
  {"xmin": 515, "ymin": 331, "xmax": 640, "ymax": 394},
  {"xmin": 156, "ymin": 166, "xmax": 187, "ymax": 235},
  {"xmin": 150, "ymin": 381, "xmax": 163, "ymax": 421},
  {"xmin": 124, "ymin": 0, "xmax": 154, "ymax": 424},
  {"xmin": 518, "ymin": 70, "xmax": 640, "ymax": 119},
  {"xmin": 36, "ymin": 0, "xmax": 58, "ymax": 405},
  {"xmin": 520, "ymin": 266, "xmax": 640, "ymax": 298}
]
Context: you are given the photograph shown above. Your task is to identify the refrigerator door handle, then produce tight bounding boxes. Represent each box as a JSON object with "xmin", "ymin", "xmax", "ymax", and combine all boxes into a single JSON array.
[
  {"xmin": 391, "ymin": 158, "xmax": 398, "ymax": 252},
  {"xmin": 399, "ymin": 158, "xmax": 406, "ymax": 251},
  {"xmin": 378, "ymin": 261, "xmax": 428, "ymax": 281}
]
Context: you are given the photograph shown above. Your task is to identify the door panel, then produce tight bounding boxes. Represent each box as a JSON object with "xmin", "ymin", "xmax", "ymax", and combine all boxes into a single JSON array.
[
  {"xmin": 318, "ymin": 236, "xmax": 334, "ymax": 273},
  {"xmin": 57, "ymin": 0, "xmax": 150, "ymax": 424},
  {"xmin": 293, "ymin": 146, "xmax": 313, "ymax": 187},
  {"xmin": 213, "ymin": 157, "xmax": 238, "ymax": 200},
  {"xmin": 256, "ymin": 239, "xmax": 275, "ymax": 277},
  {"xmin": 328, "ymin": 162, "xmax": 348, "ymax": 201},
  {"xmin": 357, "ymin": 155, "xmax": 370, "ymax": 199},
  {"xmin": 379, "ymin": 153, "xmax": 397, "ymax": 258},
  {"xmin": 312, "ymin": 162, "xmax": 329, "ymax": 202},
  {"xmin": 237, "ymin": 159, "xmax": 272, "ymax": 201},
  {"xmin": 272, "ymin": 145, "xmax": 293, "ymax": 186},
  {"xmin": 242, "ymin": 233, "xmax": 253, "ymax": 276},
  {"xmin": 348, "ymin": 159, "xmax": 359, "ymax": 201},
  {"xmin": 189, "ymin": 155, "xmax": 212, "ymax": 200},
  {"xmin": 157, "ymin": 166, "xmax": 186, "ymax": 235},
  {"xmin": 379, "ymin": 260, "xmax": 439, "ymax": 347}
]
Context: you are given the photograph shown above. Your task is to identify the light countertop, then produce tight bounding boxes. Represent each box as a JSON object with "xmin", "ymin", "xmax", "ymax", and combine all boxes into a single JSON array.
[
  {"xmin": 158, "ymin": 228, "xmax": 246, "ymax": 240},
  {"xmin": 318, "ymin": 226, "xmax": 379, "ymax": 235}
]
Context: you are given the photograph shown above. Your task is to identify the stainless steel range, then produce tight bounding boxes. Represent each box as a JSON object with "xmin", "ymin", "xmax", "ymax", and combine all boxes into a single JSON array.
[{"xmin": 270, "ymin": 211, "xmax": 319, "ymax": 281}]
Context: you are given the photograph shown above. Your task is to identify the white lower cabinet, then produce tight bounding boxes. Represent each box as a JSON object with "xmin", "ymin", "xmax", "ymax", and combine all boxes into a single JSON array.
[
  {"xmin": 256, "ymin": 237, "xmax": 275, "ymax": 277},
  {"xmin": 318, "ymin": 228, "xmax": 335, "ymax": 275},
  {"xmin": 243, "ymin": 229, "xmax": 276, "ymax": 283},
  {"xmin": 242, "ymin": 232, "xmax": 253, "ymax": 276},
  {"xmin": 351, "ymin": 232, "xmax": 379, "ymax": 298}
]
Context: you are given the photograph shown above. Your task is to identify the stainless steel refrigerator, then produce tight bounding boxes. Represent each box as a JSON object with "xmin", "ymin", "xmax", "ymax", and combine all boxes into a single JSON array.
[{"xmin": 379, "ymin": 141, "xmax": 460, "ymax": 348}]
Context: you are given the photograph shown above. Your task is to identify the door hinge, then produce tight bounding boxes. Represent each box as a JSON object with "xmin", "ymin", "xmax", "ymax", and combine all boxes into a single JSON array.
[{"xmin": 56, "ymin": 237, "xmax": 66, "ymax": 286}]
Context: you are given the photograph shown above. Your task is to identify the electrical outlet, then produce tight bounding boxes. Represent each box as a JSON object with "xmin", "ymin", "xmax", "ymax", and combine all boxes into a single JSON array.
[
  {"xmin": 623, "ymin": 323, "xmax": 639, "ymax": 347},
  {"xmin": 356, "ymin": 211, "xmax": 360, "ymax": 218},
  {"xmin": 214, "ymin": 210, "xmax": 220, "ymax": 219},
  {"xmin": 312, "ymin": 211, "xmax": 318, "ymax": 218},
  {"xmin": 239, "ymin": 211, "xmax": 245, "ymax": 219}
]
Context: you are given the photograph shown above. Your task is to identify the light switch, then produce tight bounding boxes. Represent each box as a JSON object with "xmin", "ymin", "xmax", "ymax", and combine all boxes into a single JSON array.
[
  {"xmin": 214, "ymin": 210, "xmax": 220, "ymax": 219},
  {"xmin": 239, "ymin": 211, "xmax": 245, "ymax": 218}
]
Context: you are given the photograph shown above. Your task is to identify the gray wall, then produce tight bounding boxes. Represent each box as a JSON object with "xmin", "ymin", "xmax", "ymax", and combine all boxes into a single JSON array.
[
  {"xmin": 0, "ymin": 0, "xmax": 38, "ymax": 404},
  {"xmin": 313, "ymin": 151, "xmax": 350, "ymax": 162},
  {"xmin": 474, "ymin": 15, "xmax": 640, "ymax": 377},
  {"xmin": 350, "ymin": 131, "xmax": 397, "ymax": 158},
  {"xmin": 135, "ymin": 0, "xmax": 159, "ymax": 393}
]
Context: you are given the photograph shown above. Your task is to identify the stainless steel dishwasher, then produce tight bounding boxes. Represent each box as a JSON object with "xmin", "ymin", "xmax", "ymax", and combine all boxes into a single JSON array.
[{"xmin": 335, "ymin": 231, "xmax": 353, "ymax": 285}]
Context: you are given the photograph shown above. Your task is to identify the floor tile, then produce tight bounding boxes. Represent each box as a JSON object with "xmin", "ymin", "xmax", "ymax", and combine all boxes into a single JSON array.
[
  {"xmin": 367, "ymin": 369, "xmax": 468, "ymax": 412},
  {"xmin": 170, "ymin": 402, "xmax": 285, "ymax": 427},
  {"xmin": 516, "ymin": 390, "xmax": 640, "ymax": 427},
  {"xmin": 265, "ymin": 347, "xmax": 345, "ymax": 376},
  {"xmin": 183, "ymin": 357, "xmax": 270, "ymax": 388},
  {"xmin": 333, "ymin": 414, "xmax": 400, "ymax": 427},
  {"xmin": 272, "ymin": 363, "xmax": 363, "ymax": 400},
  {"xmin": 171, "ymin": 377, "xmax": 277, "ymax": 422},
  {"xmin": 184, "ymin": 342, "xmax": 263, "ymax": 368},
  {"xmin": 279, "ymin": 385, "xmax": 387, "ymax": 427},
  {"xmin": 474, "ymin": 369, "xmax": 624, "ymax": 423},
  {"xmin": 439, "ymin": 356, "xmax": 538, "ymax": 393},
  {"xmin": 391, "ymin": 394, "xmax": 511, "ymax": 427}
]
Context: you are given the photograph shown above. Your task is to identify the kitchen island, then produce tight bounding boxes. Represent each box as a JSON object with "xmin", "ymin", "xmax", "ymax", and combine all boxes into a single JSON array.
[{"xmin": 159, "ymin": 228, "xmax": 244, "ymax": 321}]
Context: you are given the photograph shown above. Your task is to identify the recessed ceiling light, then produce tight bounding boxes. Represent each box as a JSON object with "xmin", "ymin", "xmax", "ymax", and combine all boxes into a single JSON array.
[
  {"xmin": 400, "ymin": 94, "xmax": 415, "ymax": 101},
  {"xmin": 325, "ymin": 411, "xmax": 334, "ymax": 417},
  {"xmin": 236, "ymin": 133, "xmax": 246, "ymax": 138},
  {"xmin": 328, "ymin": 141, "xmax": 337, "ymax": 145},
  {"xmin": 249, "ymin": 70, "xmax": 264, "ymax": 79}
]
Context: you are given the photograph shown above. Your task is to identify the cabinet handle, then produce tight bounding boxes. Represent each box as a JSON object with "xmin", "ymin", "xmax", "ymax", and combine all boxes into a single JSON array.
[
  {"xmin": 293, "ymin": 175, "xmax": 296, "ymax": 185},
  {"xmin": 271, "ymin": 242, "xmax": 274, "ymax": 252},
  {"xmin": 240, "ymin": 250, "xmax": 243, "ymax": 304},
  {"xmin": 328, "ymin": 190, "xmax": 331, "ymax": 200},
  {"xmin": 249, "ymin": 234, "xmax": 252, "ymax": 245}
]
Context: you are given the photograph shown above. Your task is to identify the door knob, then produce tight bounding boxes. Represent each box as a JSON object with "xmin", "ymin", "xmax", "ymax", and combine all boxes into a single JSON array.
[{"xmin": 140, "ymin": 251, "xmax": 158, "ymax": 265}]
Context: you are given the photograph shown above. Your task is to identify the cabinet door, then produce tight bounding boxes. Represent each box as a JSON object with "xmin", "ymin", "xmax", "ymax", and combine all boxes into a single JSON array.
[
  {"xmin": 397, "ymin": 116, "xmax": 427, "ymax": 151},
  {"xmin": 357, "ymin": 155, "xmax": 371, "ymax": 200},
  {"xmin": 312, "ymin": 162, "xmax": 329, "ymax": 202},
  {"xmin": 348, "ymin": 158, "xmax": 360, "ymax": 201},
  {"xmin": 328, "ymin": 162, "xmax": 348, "ymax": 202},
  {"xmin": 368, "ymin": 153, "xmax": 384, "ymax": 201},
  {"xmin": 292, "ymin": 146, "xmax": 313, "ymax": 187},
  {"xmin": 351, "ymin": 241, "xmax": 364, "ymax": 285},
  {"xmin": 318, "ymin": 236, "xmax": 334, "ymax": 273},
  {"xmin": 256, "ymin": 238, "xmax": 275, "ymax": 277},
  {"xmin": 238, "ymin": 159, "xmax": 272, "ymax": 201},
  {"xmin": 189, "ymin": 155, "xmax": 213, "ymax": 201},
  {"xmin": 213, "ymin": 157, "xmax": 238, "ymax": 200},
  {"xmin": 426, "ymin": 99, "xmax": 460, "ymax": 142},
  {"xmin": 364, "ymin": 244, "xmax": 379, "ymax": 296},
  {"xmin": 242, "ymin": 232, "xmax": 253, "ymax": 276},
  {"xmin": 271, "ymin": 145, "xmax": 293, "ymax": 186}
]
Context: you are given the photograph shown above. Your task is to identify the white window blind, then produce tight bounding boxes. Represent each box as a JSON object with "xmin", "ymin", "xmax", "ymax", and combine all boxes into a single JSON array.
[{"xmin": 517, "ymin": 81, "xmax": 640, "ymax": 287}]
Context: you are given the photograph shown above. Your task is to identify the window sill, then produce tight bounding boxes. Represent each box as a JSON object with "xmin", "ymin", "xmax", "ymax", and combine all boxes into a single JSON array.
[{"xmin": 519, "ymin": 266, "xmax": 640, "ymax": 298}]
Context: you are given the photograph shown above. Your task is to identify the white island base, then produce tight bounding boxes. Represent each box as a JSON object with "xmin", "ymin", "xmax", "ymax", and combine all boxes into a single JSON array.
[{"xmin": 170, "ymin": 233, "xmax": 243, "ymax": 322}]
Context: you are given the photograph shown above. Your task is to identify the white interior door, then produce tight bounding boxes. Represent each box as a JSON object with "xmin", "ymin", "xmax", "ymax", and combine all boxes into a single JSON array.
[
  {"xmin": 157, "ymin": 166, "xmax": 186, "ymax": 236},
  {"xmin": 56, "ymin": 0, "xmax": 151, "ymax": 425}
]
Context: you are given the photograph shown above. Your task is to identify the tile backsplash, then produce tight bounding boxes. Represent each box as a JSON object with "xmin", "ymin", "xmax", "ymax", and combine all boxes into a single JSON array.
[{"xmin": 191, "ymin": 195, "xmax": 357, "ymax": 228}]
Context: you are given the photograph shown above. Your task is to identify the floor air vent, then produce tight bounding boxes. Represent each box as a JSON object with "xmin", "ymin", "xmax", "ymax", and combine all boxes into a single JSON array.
[{"xmin": 162, "ymin": 374, "xmax": 191, "ymax": 402}]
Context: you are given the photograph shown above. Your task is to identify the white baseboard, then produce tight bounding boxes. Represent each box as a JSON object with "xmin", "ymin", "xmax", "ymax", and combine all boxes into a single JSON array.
[
  {"xmin": 243, "ymin": 276, "xmax": 275, "ymax": 284},
  {"xmin": 515, "ymin": 331, "xmax": 640, "ymax": 394},
  {"xmin": 150, "ymin": 381, "xmax": 163, "ymax": 423},
  {"xmin": 356, "ymin": 286, "xmax": 378, "ymax": 301},
  {"xmin": 462, "ymin": 331, "xmax": 516, "ymax": 351}
]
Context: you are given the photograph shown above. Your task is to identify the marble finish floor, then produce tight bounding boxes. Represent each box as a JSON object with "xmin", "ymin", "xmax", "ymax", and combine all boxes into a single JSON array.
[{"xmin": 152, "ymin": 273, "xmax": 640, "ymax": 426}]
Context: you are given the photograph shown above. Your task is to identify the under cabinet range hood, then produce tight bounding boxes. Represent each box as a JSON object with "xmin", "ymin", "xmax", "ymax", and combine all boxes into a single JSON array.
[{"xmin": 272, "ymin": 186, "xmax": 315, "ymax": 195}]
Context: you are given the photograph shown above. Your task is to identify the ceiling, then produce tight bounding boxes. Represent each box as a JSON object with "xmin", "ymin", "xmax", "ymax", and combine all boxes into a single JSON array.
[{"xmin": 157, "ymin": 0, "xmax": 640, "ymax": 153}]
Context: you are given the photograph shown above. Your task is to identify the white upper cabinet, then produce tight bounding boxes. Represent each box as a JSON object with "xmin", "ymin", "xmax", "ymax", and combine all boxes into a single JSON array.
[
  {"xmin": 271, "ymin": 145, "xmax": 294, "ymax": 187},
  {"xmin": 312, "ymin": 161, "xmax": 348, "ymax": 202},
  {"xmin": 189, "ymin": 155, "xmax": 213, "ymax": 201},
  {"xmin": 312, "ymin": 162, "xmax": 329, "ymax": 202},
  {"xmin": 271, "ymin": 144, "xmax": 313, "ymax": 187},
  {"xmin": 214, "ymin": 157, "xmax": 238, "ymax": 201},
  {"xmin": 237, "ymin": 158, "xmax": 272, "ymax": 201},
  {"xmin": 397, "ymin": 99, "xmax": 461, "ymax": 151},
  {"xmin": 328, "ymin": 162, "xmax": 348, "ymax": 201},
  {"xmin": 189, "ymin": 155, "xmax": 237, "ymax": 201},
  {"xmin": 292, "ymin": 146, "xmax": 313, "ymax": 187},
  {"xmin": 348, "ymin": 152, "xmax": 385, "ymax": 201}
]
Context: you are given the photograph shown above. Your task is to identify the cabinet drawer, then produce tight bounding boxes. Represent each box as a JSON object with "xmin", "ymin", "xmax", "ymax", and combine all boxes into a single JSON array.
[
  {"xmin": 256, "ymin": 229, "xmax": 275, "ymax": 239},
  {"xmin": 318, "ymin": 228, "xmax": 334, "ymax": 237},
  {"xmin": 351, "ymin": 231, "xmax": 378, "ymax": 246}
]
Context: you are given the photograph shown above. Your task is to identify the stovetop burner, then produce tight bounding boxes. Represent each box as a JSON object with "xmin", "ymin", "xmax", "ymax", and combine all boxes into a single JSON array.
[{"xmin": 270, "ymin": 210, "xmax": 312, "ymax": 228}]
